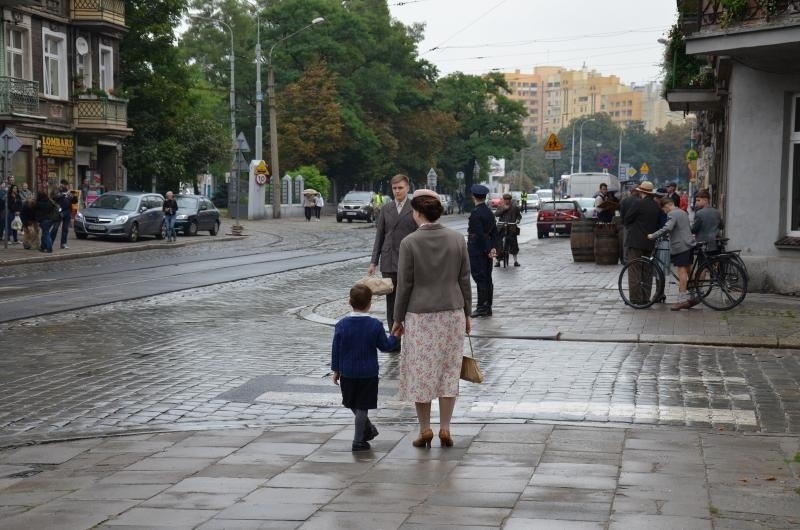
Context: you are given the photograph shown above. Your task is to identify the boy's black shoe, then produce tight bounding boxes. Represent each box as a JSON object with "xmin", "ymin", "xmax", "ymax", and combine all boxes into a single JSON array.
[
  {"xmin": 351, "ymin": 441, "xmax": 371, "ymax": 452},
  {"xmin": 364, "ymin": 424, "xmax": 379, "ymax": 442}
]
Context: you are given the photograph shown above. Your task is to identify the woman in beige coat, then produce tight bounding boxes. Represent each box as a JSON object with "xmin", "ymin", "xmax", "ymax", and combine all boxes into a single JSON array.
[{"xmin": 392, "ymin": 189, "xmax": 471, "ymax": 448}]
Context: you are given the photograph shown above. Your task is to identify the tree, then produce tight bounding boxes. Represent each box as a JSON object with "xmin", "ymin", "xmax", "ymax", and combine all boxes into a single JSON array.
[
  {"xmin": 122, "ymin": 0, "xmax": 229, "ymax": 192},
  {"xmin": 433, "ymin": 72, "xmax": 527, "ymax": 204},
  {"xmin": 287, "ymin": 165, "xmax": 331, "ymax": 200},
  {"xmin": 277, "ymin": 61, "xmax": 344, "ymax": 174}
]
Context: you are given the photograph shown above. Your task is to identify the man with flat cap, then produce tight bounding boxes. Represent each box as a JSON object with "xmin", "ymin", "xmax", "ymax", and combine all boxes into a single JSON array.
[{"xmin": 467, "ymin": 184, "xmax": 498, "ymax": 317}]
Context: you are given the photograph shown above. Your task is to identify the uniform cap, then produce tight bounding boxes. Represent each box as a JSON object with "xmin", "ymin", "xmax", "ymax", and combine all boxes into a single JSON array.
[{"xmin": 471, "ymin": 184, "xmax": 489, "ymax": 196}]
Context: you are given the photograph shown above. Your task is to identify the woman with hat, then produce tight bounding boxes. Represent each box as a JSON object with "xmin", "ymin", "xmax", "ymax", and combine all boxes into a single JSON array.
[{"xmin": 392, "ymin": 189, "xmax": 471, "ymax": 448}]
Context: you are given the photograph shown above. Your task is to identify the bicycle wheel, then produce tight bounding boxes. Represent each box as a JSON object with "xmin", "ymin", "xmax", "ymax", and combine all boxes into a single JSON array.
[
  {"xmin": 618, "ymin": 258, "xmax": 664, "ymax": 309},
  {"xmin": 693, "ymin": 257, "xmax": 748, "ymax": 310}
]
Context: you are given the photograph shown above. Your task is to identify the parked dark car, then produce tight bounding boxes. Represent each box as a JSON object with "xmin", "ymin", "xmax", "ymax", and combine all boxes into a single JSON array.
[
  {"xmin": 175, "ymin": 194, "xmax": 221, "ymax": 236},
  {"xmin": 336, "ymin": 191, "xmax": 376, "ymax": 223},
  {"xmin": 74, "ymin": 191, "xmax": 166, "ymax": 242},
  {"xmin": 537, "ymin": 200, "xmax": 583, "ymax": 238}
]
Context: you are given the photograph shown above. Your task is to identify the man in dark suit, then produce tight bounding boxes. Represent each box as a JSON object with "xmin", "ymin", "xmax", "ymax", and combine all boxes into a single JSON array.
[
  {"xmin": 467, "ymin": 185, "xmax": 498, "ymax": 317},
  {"xmin": 369, "ymin": 174, "xmax": 417, "ymax": 333},
  {"xmin": 666, "ymin": 182, "xmax": 680, "ymax": 209},
  {"xmin": 623, "ymin": 180, "xmax": 662, "ymax": 304}
]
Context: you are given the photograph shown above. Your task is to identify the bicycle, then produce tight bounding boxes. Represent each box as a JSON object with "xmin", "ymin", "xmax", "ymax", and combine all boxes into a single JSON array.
[
  {"xmin": 495, "ymin": 220, "xmax": 519, "ymax": 268},
  {"xmin": 618, "ymin": 236, "xmax": 748, "ymax": 310}
]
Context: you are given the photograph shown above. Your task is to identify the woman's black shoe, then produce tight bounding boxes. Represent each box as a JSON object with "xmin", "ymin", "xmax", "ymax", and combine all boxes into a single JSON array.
[
  {"xmin": 351, "ymin": 441, "xmax": 371, "ymax": 452},
  {"xmin": 364, "ymin": 424, "xmax": 379, "ymax": 442}
]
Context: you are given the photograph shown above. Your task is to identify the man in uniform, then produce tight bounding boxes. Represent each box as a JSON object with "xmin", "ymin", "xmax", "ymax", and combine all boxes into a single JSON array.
[
  {"xmin": 468, "ymin": 184, "xmax": 498, "ymax": 317},
  {"xmin": 369, "ymin": 174, "xmax": 417, "ymax": 336},
  {"xmin": 520, "ymin": 190, "xmax": 528, "ymax": 213},
  {"xmin": 666, "ymin": 182, "xmax": 680, "ymax": 209}
]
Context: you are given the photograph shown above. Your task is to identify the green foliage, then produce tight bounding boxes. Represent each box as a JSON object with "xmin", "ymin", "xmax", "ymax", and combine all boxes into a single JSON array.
[
  {"xmin": 121, "ymin": 0, "xmax": 229, "ymax": 193},
  {"xmin": 661, "ymin": 22, "xmax": 713, "ymax": 95},
  {"xmin": 287, "ymin": 166, "xmax": 331, "ymax": 200}
]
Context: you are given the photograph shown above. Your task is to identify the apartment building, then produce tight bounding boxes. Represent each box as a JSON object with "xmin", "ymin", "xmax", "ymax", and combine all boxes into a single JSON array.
[
  {"xmin": 0, "ymin": 0, "xmax": 130, "ymax": 196},
  {"xmin": 503, "ymin": 66, "xmax": 682, "ymax": 138}
]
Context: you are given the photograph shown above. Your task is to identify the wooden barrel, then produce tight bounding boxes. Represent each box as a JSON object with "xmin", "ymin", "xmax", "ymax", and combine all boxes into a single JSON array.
[
  {"xmin": 595, "ymin": 222, "xmax": 619, "ymax": 265},
  {"xmin": 570, "ymin": 218, "xmax": 596, "ymax": 262}
]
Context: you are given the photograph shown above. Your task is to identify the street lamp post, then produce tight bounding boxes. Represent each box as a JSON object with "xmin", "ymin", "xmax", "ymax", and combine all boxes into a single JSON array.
[
  {"xmin": 267, "ymin": 17, "xmax": 324, "ymax": 218},
  {"xmin": 578, "ymin": 118, "xmax": 595, "ymax": 173},
  {"xmin": 191, "ymin": 14, "xmax": 237, "ymax": 225}
]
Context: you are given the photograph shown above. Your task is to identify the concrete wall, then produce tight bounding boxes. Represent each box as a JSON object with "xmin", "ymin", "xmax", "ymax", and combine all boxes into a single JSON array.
[{"xmin": 727, "ymin": 66, "xmax": 800, "ymax": 294}]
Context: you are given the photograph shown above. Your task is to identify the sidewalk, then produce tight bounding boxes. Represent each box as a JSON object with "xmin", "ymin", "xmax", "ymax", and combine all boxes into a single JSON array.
[{"xmin": 0, "ymin": 423, "xmax": 797, "ymax": 529}]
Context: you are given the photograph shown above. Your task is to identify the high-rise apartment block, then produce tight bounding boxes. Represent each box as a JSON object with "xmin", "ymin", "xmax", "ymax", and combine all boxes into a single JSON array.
[{"xmin": 502, "ymin": 66, "xmax": 682, "ymax": 138}]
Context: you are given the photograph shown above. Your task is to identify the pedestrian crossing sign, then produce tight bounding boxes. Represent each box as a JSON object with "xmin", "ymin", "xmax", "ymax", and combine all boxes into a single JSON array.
[{"xmin": 544, "ymin": 133, "xmax": 563, "ymax": 152}]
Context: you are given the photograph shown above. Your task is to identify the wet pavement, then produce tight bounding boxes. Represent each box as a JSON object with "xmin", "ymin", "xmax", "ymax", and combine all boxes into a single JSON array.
[{"xmin": 1, "ymin": 214, "xmax": 799, "ymax": 528}]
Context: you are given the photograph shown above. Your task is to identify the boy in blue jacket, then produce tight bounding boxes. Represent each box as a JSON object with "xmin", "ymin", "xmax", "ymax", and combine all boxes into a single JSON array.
[{"xmin": 331, "ymin": 284, "xmax": 399, "ymax": 451}]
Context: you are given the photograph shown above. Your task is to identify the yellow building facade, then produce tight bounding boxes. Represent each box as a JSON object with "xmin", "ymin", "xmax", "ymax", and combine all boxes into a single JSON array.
[{"xmin": 503, "ymin": 66, "xmax": 682, "ymax": 138}]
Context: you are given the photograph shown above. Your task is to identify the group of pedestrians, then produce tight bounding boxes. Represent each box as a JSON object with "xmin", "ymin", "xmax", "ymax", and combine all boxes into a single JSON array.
[
  {"xmin": 2, "ymin": 177, "xmax": 77, "ymax": 253},
  {"xmin": 332, "ymin": 177, "xmax": 516, "ymax": 451},
  {"xmin": 302, "ymin": 192, "xmax": 324, "ymax": 222},
  {"xmin": 621, "ymin": 180, "xmax": 724, "ymax": 310}
]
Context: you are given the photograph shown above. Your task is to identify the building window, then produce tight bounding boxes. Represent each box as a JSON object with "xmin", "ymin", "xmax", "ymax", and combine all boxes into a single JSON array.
[
  {"xmin": 789, "ymin": 94, "xmax": 800, "ymax": 235},
  {"xmin": 42, "ymin": 29, "xmax": 67, "ymax": 99},
  {"xmin": 6, "ymin": 27, "xmax": 29, "ymax": 79},
  {"xmin": 99, "ymin": 44, "xmax": 113, "ymax": 91}
]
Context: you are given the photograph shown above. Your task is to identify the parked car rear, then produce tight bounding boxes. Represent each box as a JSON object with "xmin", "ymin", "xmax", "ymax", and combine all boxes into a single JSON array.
[
  {"xmin": 74, "ymin": 191, "xmax": 166, "ymax": 242},
  {"xmin": 537, "ymin": 200, "xmax": 583, "ymax": 238},
  {"xmin": 175, "ymin": 194, "xmax": 221, "ymax": 236}
]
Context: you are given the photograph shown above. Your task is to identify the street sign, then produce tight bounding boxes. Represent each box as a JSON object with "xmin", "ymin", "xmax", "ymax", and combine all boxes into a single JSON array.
[
  {"xmin": 235, "ymin": 132, "xmax": 251, "ymax": 153},
  {"xmin": 254, "ymin": 159, "xmax": 269, "ymax": 176},
  {"xmin": 426, "ymin": 167, "xmax": 438, "ymax": 190},
  {"xmin": 627, "ymin": 167, "xmax": 637, "ymax": 178},
  {"xmin": 639, "ymin": 162, "xmax": 650, "ymax": 175},
  {"xmin": 598, "ymin": 153, "xmax": 613, "ymax": 169},
  {"xmin": 0, "ymin": 127, "xmax": 22, "ymax": 159},
  {"xmin": 543, "ymin": 133, "xmax": 563, "ymax": 152},
  {"xmin": 545, "ymin": 151, "xmax": 562, "ymax": 159},
  {"xmin": 619, "ymin": 163, "xmax": 630, "ymax": 178}
]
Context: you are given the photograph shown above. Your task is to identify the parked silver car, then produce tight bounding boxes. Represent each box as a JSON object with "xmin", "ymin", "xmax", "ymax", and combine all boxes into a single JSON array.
[{"xmin": 74, "ymin": 191, "xmax": 166, "ymax": 242}]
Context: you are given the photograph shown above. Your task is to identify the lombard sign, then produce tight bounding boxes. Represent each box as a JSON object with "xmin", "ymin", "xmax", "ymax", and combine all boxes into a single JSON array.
[{"xmin": 41, "ymin": 136, "xmax": 74, "ymax": 158}]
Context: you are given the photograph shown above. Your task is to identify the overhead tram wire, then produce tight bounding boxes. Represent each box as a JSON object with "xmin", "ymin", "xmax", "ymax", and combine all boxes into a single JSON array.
[
  {"xmin": 425, "ymin": 0, "xmax": 511, "ymax": 54},
  {"xmin": 429, "ymin": 26, "xmax": 667, "ymax": 50}
]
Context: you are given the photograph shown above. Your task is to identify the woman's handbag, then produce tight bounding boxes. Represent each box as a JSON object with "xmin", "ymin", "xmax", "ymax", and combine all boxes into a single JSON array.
[
  {"xmin": 355, "ymin": 275, "xmax": 394, "ymax": 296},
  {"xmin": 460, "ymin": 336, "xmax": 484, "ymax": 384}
]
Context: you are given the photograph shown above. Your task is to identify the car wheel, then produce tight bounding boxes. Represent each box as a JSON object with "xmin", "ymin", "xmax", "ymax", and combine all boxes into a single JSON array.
[
  {"xmin": 336, "ymin": 216, "xmax": 343, "ymax": 223},
  {"xmin": 210, "ymin": 221, "xmax": 219, "ymax": 235},
  {"xmin": 537, "ymin": 231, "xmax": 543, "ymax": 239},
  {"xmin": 155, "ymin": 221, "xmax": 166, "ymax": 240},
  {"xmin": 188, "ymin": 220, "xmax": 198, "ymax": 236},
  {"xmin": 76, "ymin": 232, "xmax": 88, "ymax": 240},
  {"xmin": 128, "ymin": 222, "xmax": 140, "ymax": 242}
]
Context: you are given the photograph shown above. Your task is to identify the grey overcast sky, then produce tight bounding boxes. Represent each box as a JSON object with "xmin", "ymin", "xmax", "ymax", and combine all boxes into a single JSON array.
[{"xmin": 387, "ymin": 0, "xmax": 679, "ymax": 86}]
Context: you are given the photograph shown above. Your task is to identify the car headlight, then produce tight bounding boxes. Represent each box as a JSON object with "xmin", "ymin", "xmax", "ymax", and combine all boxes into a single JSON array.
[
  {"xmin": 76, "ymin": 212, "xmax": 84, "ymax": 220},
  {"xmin": 112, "ymin": 215, "xmax": 129, "ymax": 225},
  {"xmin": 176, "ymin": 214, "xmax": 188, "ymax": 220}
]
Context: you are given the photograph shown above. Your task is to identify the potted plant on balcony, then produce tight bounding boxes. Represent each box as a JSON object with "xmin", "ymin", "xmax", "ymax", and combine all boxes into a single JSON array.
[{"xmin": 661, "ymin": 23, "xmax": 713, "ymax": 97}]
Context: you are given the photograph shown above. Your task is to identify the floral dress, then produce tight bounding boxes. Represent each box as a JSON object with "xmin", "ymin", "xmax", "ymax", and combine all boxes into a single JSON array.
[{"xmin": 398, "ymin": 309, "xmax": 464, "ymax": 402}]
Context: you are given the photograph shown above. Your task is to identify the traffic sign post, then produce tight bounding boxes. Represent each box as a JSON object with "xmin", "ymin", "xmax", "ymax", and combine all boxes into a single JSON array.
[
  {"xmin": 543, "ymin": 133, "xmax": 563, "ymax": 199},
  {"xmin": 426, "ymin": 167, "xmax": 438, "ymax": 191}
]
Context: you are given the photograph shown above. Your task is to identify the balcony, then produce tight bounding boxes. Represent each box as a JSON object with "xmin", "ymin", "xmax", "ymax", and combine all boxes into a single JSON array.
[
  {"xmin": 70, "ymin": 0, "xmax": 125, "ymax": 28},
  {"xmin": 0, "ymin": 77, "xmax": 40, "ymax": 116},
  {"xmin": 73, "ymin": 95, "xmax": 132, "ymax": 135},
  {"xmin": 681, "ymin": 0, "xmax": 800, "ymax": 72}
]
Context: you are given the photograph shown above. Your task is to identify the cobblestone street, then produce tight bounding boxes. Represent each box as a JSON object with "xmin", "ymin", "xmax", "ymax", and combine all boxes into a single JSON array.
[{"xmin": 1, "ymin": 216, "xmax": 799, "ymax": 447}]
